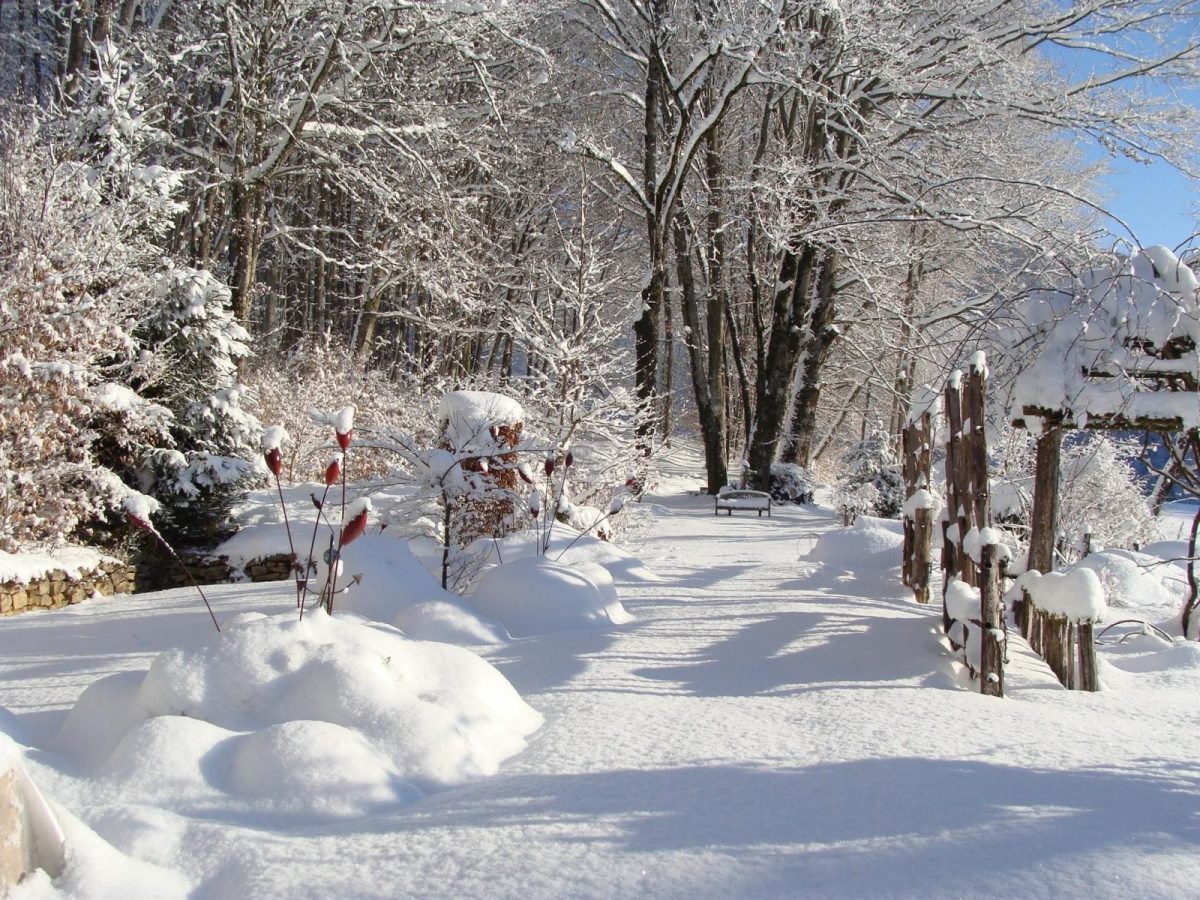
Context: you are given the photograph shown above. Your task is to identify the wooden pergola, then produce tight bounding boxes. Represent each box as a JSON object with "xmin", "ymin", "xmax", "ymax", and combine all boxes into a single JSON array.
[{"xmin": 1006, "ymin": 246, "xmax": 1200, "ymax": 678}]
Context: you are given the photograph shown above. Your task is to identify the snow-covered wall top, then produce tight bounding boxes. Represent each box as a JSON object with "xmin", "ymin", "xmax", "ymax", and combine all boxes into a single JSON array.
[
  {"xmin": 1002, "ymin": 246, "xmax": 1200, "ymax": 432},
  {"xmin": 439, "ymin": 391, "xmax": 524, "ymax": 453}
]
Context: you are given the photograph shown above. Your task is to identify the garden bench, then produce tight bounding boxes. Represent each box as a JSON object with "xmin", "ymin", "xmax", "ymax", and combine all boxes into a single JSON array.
[{"xmin": 714, "ymin": 489, "xmax": 772, "ymax": 517}]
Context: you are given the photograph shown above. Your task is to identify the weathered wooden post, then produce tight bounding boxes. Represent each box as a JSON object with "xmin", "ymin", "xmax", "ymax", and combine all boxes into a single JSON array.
[
  {"xmin": 902, "ymin": 403, "xmax": 934, "ymax": 605},
  {"xmin": 1022, "ymin": 422, "xmax": 1063, "ymax": 635},
  {"xmin": 979, "ymin": 539, "xmax": 1004, "ymax": 697},
  {"xmin": 1078, "ymin": 622, "xmax": 1098, "ymax": 692},
  {"xmin": 965, "ymin": 357, "xmax": 990, "ymax": 541},
  {"xmin": 944, "ymin": 372, "xmax": 977, "ymax": 588}
]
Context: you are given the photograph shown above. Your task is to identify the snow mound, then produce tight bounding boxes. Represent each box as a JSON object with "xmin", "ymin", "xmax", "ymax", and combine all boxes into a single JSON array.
[
  {"xmin": 1072, "ymin": 549, "xmax": 1186, "ymax": 620},
  {"xmin": 217, "ymin": 529, "xmax": 507, "ymax": 644},
  {"xmin": 469, "ymin": 556, "xmax": 633, "ymax": 638},
  {"xmin": 393, "ymin": 599, "xmax": 510, "ymax": 645},
  {"xmin": 50, "ymin": 612, "xmax": 541, "ymax": 816},
  {"xmin": 469, "ymin": 528, "xmax": 663, "ymax": 583},
  {"xmin": 327, "ymin": 534, "xmax": 508, "ymax": 643},
  {"xmin": 807, "ymin": 516, "xmax": 904, "ymax": 571}
]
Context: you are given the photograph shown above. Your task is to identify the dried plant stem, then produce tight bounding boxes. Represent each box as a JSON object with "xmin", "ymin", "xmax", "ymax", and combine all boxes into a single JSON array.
[
  {"xmin": 148, "ymin": 528, "xmax": 220, "ymax": 633},
  {"xmin": 273, "ymin": 473, "xmax": 302, "ymax": 608}
]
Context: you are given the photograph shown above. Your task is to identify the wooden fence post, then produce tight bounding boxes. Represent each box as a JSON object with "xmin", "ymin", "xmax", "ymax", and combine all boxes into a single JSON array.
[
  {"xmin": 1078, "ymin": 622, "xmax": 1098, "ymax": 692},
  {"xmin": 902, "ymin": 410, "xmax": 934, "ymax": 606},
  {"xmin": 979, "ymin": 540, "xmax": 1004, "ymax": 697},
  {"xmin": 945, "ymin": 374, "xmax": 977, "ymax": 587},
  {"xmin": 912, "ymin": 507, "xmax": 933, "ymax": 605}
]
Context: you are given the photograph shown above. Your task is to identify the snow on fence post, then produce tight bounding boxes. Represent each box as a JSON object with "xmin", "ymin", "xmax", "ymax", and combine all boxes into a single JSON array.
[{"xmin": 1015, "ymin": 569, "xmax": 1103, "ymax": 691}]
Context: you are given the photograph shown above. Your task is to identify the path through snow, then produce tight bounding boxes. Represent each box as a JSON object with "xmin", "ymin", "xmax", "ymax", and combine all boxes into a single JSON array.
[{"xmin": 2, "ymin": 455, "xmax": 1199, "ymax": 898}]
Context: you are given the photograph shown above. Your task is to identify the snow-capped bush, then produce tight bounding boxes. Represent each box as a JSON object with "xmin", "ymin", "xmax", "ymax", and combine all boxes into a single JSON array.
[
  {"xmin": 244, "ymin": 336, "xmax": 420, "ymax": 481},
  {"xmin": 1057, "ymin": 436, "xmax": 1156, "ymax": 562},
  {"xmin": 0, "ymin": 111, "xmax": 169, "ymax": 551},
  {"xmin": 769, "ymin": 463, "xmax": 816, "ymax": 504},
  {"xmin": 132, "ymin": 267, "xmax": 261, "ymax": 546},
  {"xmin": 835, "ymin": 425, "xmax": 904, "ymax": 523}
]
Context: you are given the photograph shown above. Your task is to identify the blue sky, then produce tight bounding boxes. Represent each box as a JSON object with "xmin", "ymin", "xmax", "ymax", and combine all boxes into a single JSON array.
[{"xmin": 1100, "ymin": 155, "xmax": 1198, "ymax": 250}]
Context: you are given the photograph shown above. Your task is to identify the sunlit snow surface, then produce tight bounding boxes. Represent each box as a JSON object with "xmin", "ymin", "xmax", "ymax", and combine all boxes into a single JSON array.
[{"xmin": 2, "ymin": 454, "xmax": 1200, "ymax": 899}]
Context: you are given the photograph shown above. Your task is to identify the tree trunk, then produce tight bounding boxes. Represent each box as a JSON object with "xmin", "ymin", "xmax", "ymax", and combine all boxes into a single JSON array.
[
  {"xmin": 780, "ymin": 249, "xmax": 840, "ymax": 467},
  {"xmin": 674, "ymin": 218, "xmax": 727, "ymax": 494},
  {"xmin": 229, "ymin": 182, "xmax": 261, "ymax": 326},
  {"xmin": 747, "ymin": 244, "xmax": 818, "ymax": 491},
  {"xmin": 63, "ymin": 0, "xmax": 93, "ymax": 100}
]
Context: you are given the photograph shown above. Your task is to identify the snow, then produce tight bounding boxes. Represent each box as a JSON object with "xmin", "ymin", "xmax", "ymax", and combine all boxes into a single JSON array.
[
  {"xmin": 438, "ymin": 390, "xmax": 523, "ymax": 452},
  {"xmin": 334, "ymin": 404, "xmax": 355, "ymax": 435},
  {"xmin": 2, "ymin": 451, "xmax": 1199, "ymax": 898},
  {"xmin": 49, "ymin": 610, "xmax": 541, "ymax": 794},
  {"xmin": 1014, "ymin": 567, "xmax": 1108, "ymax": 622},
  {"xmin": 901, "ymin": 487, "xmax": 937, "ymax": 517},
  {"xmin": 1071, "ymin": 549, "xmax": 1187, "ymax": 623},
  {"xmin": 1004, "ymin": 246, "xmax": 1200, "ymax": 429},
  {"xmin": 469, "ymin": 555, "xmax": 632, "ymax": 637},
  {"xmin": 944, "ymin": 577, "xmax": 980, "ymax": 623},
  {"xmin": 0, "ymin": 546, "xmax": 113, "ymax": 585},
  {"xmin": 260, "ymin": 425, "xmax": 287, "ymax": 453}
]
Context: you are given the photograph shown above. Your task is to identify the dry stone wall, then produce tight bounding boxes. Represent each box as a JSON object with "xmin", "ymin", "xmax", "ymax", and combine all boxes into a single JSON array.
[
  {"xmin": 1, "ymin": 553, "xmax": 292, "ymax": 617},
  {"xmin": 0, "ymin": 560, "xmax": 133, "ymax": 616}
]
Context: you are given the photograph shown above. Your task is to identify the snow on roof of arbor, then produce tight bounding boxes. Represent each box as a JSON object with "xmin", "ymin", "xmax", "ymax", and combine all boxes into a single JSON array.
[
  {"xmin": 439, "ymin": 391, "xmax": 524, "ymax": 451},
  {"xmin": 1003, "ymin": 246, "xmax": 1200, "ymax": 431}
]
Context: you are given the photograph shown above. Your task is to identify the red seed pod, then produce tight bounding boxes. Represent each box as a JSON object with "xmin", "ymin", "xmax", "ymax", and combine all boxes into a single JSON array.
[
  {"xmin": 518, "ymin": 465, "xmax": 533, "ymax": 485},
  {"xmin": 544, "ymin": 458, "xmax": 555, "ymax": 477},
  {"xmin": 336, "ymin": 429, "xmax": 353, "ymax": 450},
  {"xmin": 564, "ymin": 451, "xmax": 574, "ymax": 468},
  {"xmin": 265, "ymin": 447, "xmax": 282, "ymax": 477},
  {"xmin": 325, "ymin": 458, "xmax": 341, "ymax": 486},
  {"xmin": 341, "ymin": 509, "xmax": 368, "ymax": 546}
]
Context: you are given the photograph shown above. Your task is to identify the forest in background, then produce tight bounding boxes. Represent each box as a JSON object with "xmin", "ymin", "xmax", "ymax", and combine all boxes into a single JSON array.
[{"xmin": 2, "ymin": 0, "xmax": 1199, "ymax": 554}]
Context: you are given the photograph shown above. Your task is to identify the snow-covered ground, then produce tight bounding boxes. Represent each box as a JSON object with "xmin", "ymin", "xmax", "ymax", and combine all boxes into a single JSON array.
[{"xmin": 2, "ymin": 449, "xmax": 1199, "ymax": 899}]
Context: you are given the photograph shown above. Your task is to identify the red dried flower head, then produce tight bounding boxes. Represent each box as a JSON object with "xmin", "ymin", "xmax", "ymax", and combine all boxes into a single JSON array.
[
  {"xmin": 564, "ymin": 451, "xmax": 574, "ymax": 468},
  {"xmin": 544, "ymin": 458, "xmax": 555, "ymax": 477},
  {"xmin": 265, "ymin": 447, "xmax": 282, "ymax": 477},
  {"xmin": 325, "ymin": 458, "xmax": 341, "ymax": 486},
  {"xmin": 341, "ymin": 509, "xmax": 368, "ymax": 546},
  {"xmin": 336, "ymin": 429, "xmax": 353, "ymax": 450}
]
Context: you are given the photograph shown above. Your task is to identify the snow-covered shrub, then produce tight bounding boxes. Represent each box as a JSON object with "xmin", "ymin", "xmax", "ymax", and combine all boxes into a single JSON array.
[
  {"xmin": 835, "ymin": 425, "xmax": 904, "ymax": 523},
  {"xmin": 130, "ymin": 268, "xmax": 261, "ymax": 546},
  {"xmin": 1057, "ymin": 436, "xmax": 1156, "ymax": 562},
  {"xmin": 833, "ymin": 481, "xmax": 881, "ymax": 527},
  {"xmin": 49, "ymin": 611, "xmax": 543, "ymax": 803},
  {"xmin": 244, "ymin": 336, "xmax": 420, "ymax": 481},
  {"xmin": 769, "ymin": 462, "xmax": 816, "ymax": 504},
  {"xmin": 0, "ymin": 111, "xmax": 167, "ymax": 551},
  {"xmin": 995, "ymin": 432, "xmax": 1155, "ymax": 566}
]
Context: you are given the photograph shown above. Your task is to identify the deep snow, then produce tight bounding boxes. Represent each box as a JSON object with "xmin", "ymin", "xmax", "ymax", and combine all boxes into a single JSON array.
[{"xmin": 2, "ymin": 449, "xmax": 1199, "ymax": 899}]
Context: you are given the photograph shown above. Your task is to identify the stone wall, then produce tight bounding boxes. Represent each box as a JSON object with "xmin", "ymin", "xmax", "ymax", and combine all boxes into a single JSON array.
[
  {"xmin": 133, "ymin": 552, "xmax": 293, "ymax": 592},
  {"xmin": 1, "ymin": 553, "xmax": 293, "ymax": 617},
  {"xmin": 0, "ymin": 560, "xmax": 133, "ymax": 616}
]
